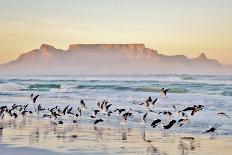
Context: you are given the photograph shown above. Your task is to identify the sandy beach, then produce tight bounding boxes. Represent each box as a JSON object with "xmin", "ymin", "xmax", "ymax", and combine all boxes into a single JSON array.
[
  {"xmin": 0, "ymin": 75, "xmax": 232, "ymax": 155},
  {"xmin": 0, "ymin": 118, "xmax": 232, "ymax": 155}
]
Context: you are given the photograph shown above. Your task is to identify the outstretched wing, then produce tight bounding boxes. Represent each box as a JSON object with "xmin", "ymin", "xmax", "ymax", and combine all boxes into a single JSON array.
[{"xmin": 33, "ymin": 95, "xmax": 39, "ymax": 103}]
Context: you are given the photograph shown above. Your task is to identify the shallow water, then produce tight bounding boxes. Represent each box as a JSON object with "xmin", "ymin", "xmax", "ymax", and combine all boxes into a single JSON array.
[
  {"xmin": 0, "ymin": 75, "xmax": 232, "ymax": 154},
  {"xmin": 0, "ymin": 119, "xmax": 232, "ymax": 155}
]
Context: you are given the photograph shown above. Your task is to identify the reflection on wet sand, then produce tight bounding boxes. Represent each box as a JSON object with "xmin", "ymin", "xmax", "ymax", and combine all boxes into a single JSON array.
[
  {"xmin": 179, "ymin": 137, "xmax": 198, "ymax": 155},
  {"xmin": 0, "ymin": 118, "xmax": 232, "ymax": 155}
]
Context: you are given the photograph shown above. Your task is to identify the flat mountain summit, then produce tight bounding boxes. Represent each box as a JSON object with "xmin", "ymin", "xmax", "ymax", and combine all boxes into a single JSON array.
[{"xmin": 0, "ymin": 44, "xmax": 230, "ymax": 75}]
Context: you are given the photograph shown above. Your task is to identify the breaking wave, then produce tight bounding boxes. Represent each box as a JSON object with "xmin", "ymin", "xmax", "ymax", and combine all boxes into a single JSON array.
[
  {"xmin": 77, "ymin": 84, "xmax": 133, "ymax": 91},
  {"xmin": 134, "ymin": 87, "xmax": 188, "ymax": 93},
  {"xmin": 221, "ymin": 91, "xmax": 232, "ymax": 96},
  {"xmin": 0, "ymin": 83, "xmax": 25, "ymax": 91},
  {"xmin": 77, "ymin": 85, "xmax": 189, "ymax": 93},
  {"xmin": 50, "ymin": 84, "xmax": 75, "ymax": 93},
  {"xmin": 28, "ymin": 84, "xmax": 61, "ymax": 89}
]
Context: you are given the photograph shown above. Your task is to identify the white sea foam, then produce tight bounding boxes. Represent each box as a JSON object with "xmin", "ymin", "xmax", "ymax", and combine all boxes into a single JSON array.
[
  {"xmin": 0, "ymin": 83, "xmax": 25, "ymax": 91},
  {"xmin": 49, "ymin": 84, "xmax": 75, "ymax": 93}
]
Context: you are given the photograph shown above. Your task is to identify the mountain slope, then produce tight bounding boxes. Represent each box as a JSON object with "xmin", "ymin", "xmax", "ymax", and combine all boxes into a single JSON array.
[{"xmin": 0, "ymin": 44, "xmax": 230, "ymax": 75}]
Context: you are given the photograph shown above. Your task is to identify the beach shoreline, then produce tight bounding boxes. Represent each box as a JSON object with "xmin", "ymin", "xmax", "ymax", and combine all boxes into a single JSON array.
[
  {"xmin": 0, "ymin": 75, "xmax": 232, "ymax": 154},
  {"xmin": 0, "ymin": 118, "xmax": 232, "ymax": 155}
]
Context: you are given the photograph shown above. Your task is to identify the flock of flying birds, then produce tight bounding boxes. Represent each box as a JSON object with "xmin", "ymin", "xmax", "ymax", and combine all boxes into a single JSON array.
[{"xmin": 0, "ymin": 88, "xmax": 230, "ymax": 135}]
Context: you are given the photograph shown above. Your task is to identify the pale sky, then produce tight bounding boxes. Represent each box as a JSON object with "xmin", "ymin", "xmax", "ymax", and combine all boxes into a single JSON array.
[{"xmin": 0, "ymin": 0, "xmax": 232, "ymax": 65}]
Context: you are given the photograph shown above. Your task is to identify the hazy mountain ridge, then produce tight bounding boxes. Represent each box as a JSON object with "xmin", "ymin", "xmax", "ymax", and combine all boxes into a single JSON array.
[{"xmin": 0, "ymin": 44, "xmax": 230, "ymax": 75}]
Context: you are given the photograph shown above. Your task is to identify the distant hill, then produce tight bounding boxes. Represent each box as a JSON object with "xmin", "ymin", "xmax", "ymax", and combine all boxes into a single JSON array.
[{"xmin": 0, "ymin": 44, "xmax": 231, "ymax": 75}]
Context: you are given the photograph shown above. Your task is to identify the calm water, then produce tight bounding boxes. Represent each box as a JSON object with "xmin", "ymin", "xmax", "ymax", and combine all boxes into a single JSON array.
[{"xmin": 0, "ymin": 75, "xmax": 232, "ymax": 154}]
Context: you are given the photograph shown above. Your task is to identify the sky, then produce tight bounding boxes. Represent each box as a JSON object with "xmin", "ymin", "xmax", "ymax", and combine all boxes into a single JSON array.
[{"xmin": 0, "ymin": 0, "xmax": 232, "ymax": 65}]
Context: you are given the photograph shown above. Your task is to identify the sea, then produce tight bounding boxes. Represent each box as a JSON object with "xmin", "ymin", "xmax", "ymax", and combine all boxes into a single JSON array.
[{"xmin": 0, "ymin": 74, "xmax": 232, "ymax": 154}]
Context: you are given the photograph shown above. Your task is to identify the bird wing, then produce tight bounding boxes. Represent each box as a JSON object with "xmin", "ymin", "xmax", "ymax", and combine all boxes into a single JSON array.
[
  {"xmin": 164, "ymin": 89, "xmax": 170, "ymax": 95},
  {"xmin": 63, "ymin": 105, "xmax": 69, "ymax": 114},
  {"xmin": 33, "ymin": 95, "xmax": 39, "ymax": 103}
]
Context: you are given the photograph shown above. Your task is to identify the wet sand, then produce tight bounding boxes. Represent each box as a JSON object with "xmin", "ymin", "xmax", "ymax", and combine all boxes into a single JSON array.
[{"xmin": 0, "ymin": 118, "xmax": 232, "ymax": 155}]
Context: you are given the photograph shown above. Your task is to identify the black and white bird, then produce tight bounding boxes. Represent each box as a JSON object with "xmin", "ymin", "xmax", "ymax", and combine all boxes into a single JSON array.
[
  {"xmin": 217, "ymin": 112, "xmax": 230, "ymax": 118},
  {"xmin": 67, "ymin": 107, "xmax": 74, "ymax": 115},
  {"xmin": 63, "ymin": 105, "xmax": 70, "ymax": 115},
  {"xmin": 37, "ymin": 104, "xmax": 45, "ymax": 114},
  {"xmin": 140, "ymin": 113, "xmax": 148, "ymax": 125},
  {"xmin": 98, "ymin": 100, "xmax": 111, "ymax": 113},
  {"xmin": 191, "ymin": 106, "xmax": 199, "ymax": 116},
  {"xmin": 162, "ymin": 120, "xmax": 176, "ymax": 129},
  {"xmin": 151, "ymin": 98, "xmax": 158, "ymax": 106},
  {"xmin": 140, "ymin": 100, "xmax": 150, "ymax": 108},
  {"xmin": 203, "ymin": 127, "xmax": 216, "ymax": 134},
  {"xmin": 181, "ymin": 106, "xmax": 197, "ymax": 112},
  {"xmin": 146, "ymin": 96, "xmax": 152, "ymax": 103},
  {"xmin": 173, "ymin": 105, "xmax": 177, "ymax": 110},
  {"xmin": 105, "ymin": 104, "xmax": 112, "ymax": 113},
  {"xmin": 140, "ymin": 97, "xmax": 158, "ymax": 108},
  {"xmin": 121, "ymin": 114, "xmax": 128, "ymax": 125},
  {"xmin": 94, "ymin": 119, "xmax": 104, "ymax": 125},
  {"xmin": 181, "ymin": 105, "xmax": 202, "ymax": 116},
  {"xmin": 78, "ymin": 107, "xmax": 82, "ymax": 116},
  {"xmin": 178, "ymin": 117, "xmax": 189, "ymax": 127},
  {"xmin": 80, "ymin": 99, "xmax": 87, "ymax": 110},
  {"xmin": 160, "ymin": 88, "xmax": 170, "ymax": 97},
  {"xmin": 90, "ymin": 109, "xmax": 100, "ymax": 118},
  {"xmin": 163, "ymin": 111, "xmax": 173, "ymax": 117},
  {"xmin": 31, "ymin": 94, "xmax": 39, "ymax": 103},
  {"xmin": 114, "ymin": 108, "xmax": 126, "ymax": 115},
  {"xmin": 151, "ymin": 119, "xmax": 162, "ymax": 128}
]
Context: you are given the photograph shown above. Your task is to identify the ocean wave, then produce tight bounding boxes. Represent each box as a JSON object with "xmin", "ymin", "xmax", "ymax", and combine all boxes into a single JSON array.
[
  {"xmin": 50, "ymin": 85, "xmax": 75, "ymax": 93},
  {"xmin": 134, "ymin": 87, "xmax": 161, "ymax": 92},
  {"xmin": 28, "ymin": 84, "xmax": 61, "ymax": 89},
  {"xmin": 53, "ymin": 84, "xmax": 189, "ymax": 93},
  {"xmin": 221, "ymin": 91, "xmax": 232, "ymax": 96},
  {"xmin": 134, "ymin": 87, "xmax": 188, "ymax": 93},
  {"xmin": 77, "ymin": 84, "xmax": 133, "ymax": 91},
  {"xmin": 0, "ymin": 83, "xmax": 25, "ymax": 91},
  {"xmin": 180, "ymin": 76, "xmax": 196, "ymax": 80},
  {"xmin": 0, "ymin": 92, "xmax": 13, "ymax": 96}
]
